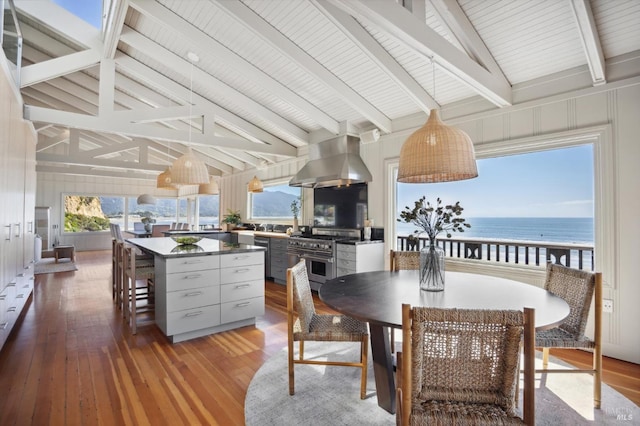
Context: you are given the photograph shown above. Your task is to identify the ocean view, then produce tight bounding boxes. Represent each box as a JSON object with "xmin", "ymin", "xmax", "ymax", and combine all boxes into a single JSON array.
[{"xmin": 396, "ymin": 217, "xmax": 594, "ymax": 245}]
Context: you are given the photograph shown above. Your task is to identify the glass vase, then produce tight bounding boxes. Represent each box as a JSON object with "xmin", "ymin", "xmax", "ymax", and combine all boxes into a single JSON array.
[{"xmin": 420, "ymin": 242, "xmax": 445, "ymax": 291}]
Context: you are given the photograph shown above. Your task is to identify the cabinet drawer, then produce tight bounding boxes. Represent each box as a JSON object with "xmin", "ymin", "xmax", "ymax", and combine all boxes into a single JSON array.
[
  {"xmin": 166, "ymin": 304, "xmax": 221, "ymax": 335},
  {"xmin": 270, "ymin": 265, "xmax": 286, "ymax": 281},
  {"xmin": 220, "ymin": 252, "xmax": 263, "ymax": 268},
  {"xmin": 270, "ymin": 255, "xmax": 288, "ymax": 268},
  {"xmin": 337, "ymin": 250, "xmax": 357, "ymax": 262},
  {"xmin": 270, "ymin": 238, "xmax": 288, "ymax": 250},
  {"xmin": 221, "ymin": 296, "xmax": 264, "ymax": 323},
  {"xmin": 337, "ymin": 258, "xmax": 356, "ymax": 270},
  {"xmin": 166, "ymin": 286, "xmax": 220, "ymax": 312},
  {"xmin": 337, "ymin": 244, "xmax": 356, "ymax": 254},
  {"xmin": 166, "ymin": 269, "xmax": 220, "ymax": 292},
  {"xmin": 166, "ymin": 256, "xmax": 219, "ymax": 274},
  {"xmin": 221, "ymin": 280, "xmax": 263, "ymax": 303},
  {"xmin": 221, "ymin": 264, "xmax": 263, "ymax": 284}
]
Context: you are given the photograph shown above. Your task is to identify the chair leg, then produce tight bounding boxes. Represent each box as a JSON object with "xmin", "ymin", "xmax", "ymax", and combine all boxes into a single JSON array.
[
  {"xmin": 594, "ymin": 346, "xmax": 602, "ymax": 409},
  {"xmin": 542, "ymin": 347, "xmax": 550, "ymax": 369},
  {"xmin": 299, "ymin": 341, "xmax": 304, "ymax": 360},
  {"xmin": 288, "ymin": 338, "xmax": 295, "ymax": 395},
  {"xmin": 360, "ymin": 335, "xmax": 368, "ymax": 399},
  {"xmin": 391, "ymin": 328, "xmax": 395, "ymax": 353},
  {"xmin": 130, "ymin": 278, "xmax": 137, "ymax": 335}
]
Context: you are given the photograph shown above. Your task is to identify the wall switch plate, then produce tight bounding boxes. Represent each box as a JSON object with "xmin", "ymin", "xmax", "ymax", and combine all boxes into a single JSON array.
[{"xmin": 603, "ymin": 299, "xmax": 613, "ymax": 313}]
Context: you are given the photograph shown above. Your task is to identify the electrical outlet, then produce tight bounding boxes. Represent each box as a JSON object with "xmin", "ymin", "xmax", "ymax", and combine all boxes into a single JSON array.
[{"xmin": 603, "ymin": 299, "xmax": 613, "ymax": 313}]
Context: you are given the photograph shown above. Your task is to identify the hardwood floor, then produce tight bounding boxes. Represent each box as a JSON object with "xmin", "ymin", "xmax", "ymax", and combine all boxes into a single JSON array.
[{"xmin": 0, "ymin": 250, "xmax": 638, "ymax": 425}]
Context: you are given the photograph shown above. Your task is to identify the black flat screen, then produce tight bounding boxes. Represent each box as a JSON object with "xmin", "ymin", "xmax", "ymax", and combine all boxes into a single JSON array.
[{"xmin": 313, "ymin": 183, "xmax": 368, "ymax": 229}]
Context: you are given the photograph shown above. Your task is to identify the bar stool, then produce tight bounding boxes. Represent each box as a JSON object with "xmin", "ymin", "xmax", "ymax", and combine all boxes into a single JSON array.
[{"xmin": 122, "ymin": 244, "xmax": 155, "ymax": 334}]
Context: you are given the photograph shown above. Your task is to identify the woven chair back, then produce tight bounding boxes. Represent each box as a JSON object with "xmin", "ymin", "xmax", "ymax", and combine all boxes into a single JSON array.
[
  {"xmin": 409, "ymin": 307, "xmax": 524, "ymax": 415},
  {"xmin": 390, "ymin": 250, "xmax": 420, "ymax": 271},
  {"xmin": 544, "ymin": 263, "xmax": 596, "ymax": 339},
  {"xmin": 289, "ymin": 260, "xmax": 316, "ymax": 332}
]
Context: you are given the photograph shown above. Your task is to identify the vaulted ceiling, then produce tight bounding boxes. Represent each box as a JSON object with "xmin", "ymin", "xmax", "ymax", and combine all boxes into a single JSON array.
[{"xmin": 10, "ymin": 0, "xmax": 640, "ymax": 181}]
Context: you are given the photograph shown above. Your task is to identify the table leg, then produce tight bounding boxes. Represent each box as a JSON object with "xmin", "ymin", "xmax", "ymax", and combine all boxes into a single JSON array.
[{"xmin": 369, "ymin": 323, "xmax": 396, "ymax": 414}]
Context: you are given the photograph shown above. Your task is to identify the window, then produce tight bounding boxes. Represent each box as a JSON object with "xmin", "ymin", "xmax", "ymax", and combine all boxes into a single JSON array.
[
  {"xmin": 126, "ymin": 197, "xmax": 177, "ymax": 230},
  {"xmin": 395, "ymin": 145, "xmax": 594, "ymax": 245},
  {"xmin": 199, "ymin": 195, "xmax": 220, "ymax": 227},
  {"xmin": 64, "ymin": 195, "xmax": 121, "ymax": 233},
  {"xmin": 249, "ymin": 182, "xmax": 300, "ymax": 221}
]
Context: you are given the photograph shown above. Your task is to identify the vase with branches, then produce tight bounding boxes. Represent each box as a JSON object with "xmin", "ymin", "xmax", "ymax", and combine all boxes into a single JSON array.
[
  {"xmin": 397, "ymin": 196, "xmax": 470, "ymax": 291},
  {"xmin": 290, "ymin": 198, "xmax": 301, "ymax": 231}
]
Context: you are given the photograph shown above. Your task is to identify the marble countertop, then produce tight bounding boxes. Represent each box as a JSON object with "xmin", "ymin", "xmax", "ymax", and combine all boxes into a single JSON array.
[
  {"xmin": 126, "ymin": 237, "xmax": 266, "ymax": 258},
  {"xmin": 234, "ymin": 230, "xmax": 291, "ymax": 239}
]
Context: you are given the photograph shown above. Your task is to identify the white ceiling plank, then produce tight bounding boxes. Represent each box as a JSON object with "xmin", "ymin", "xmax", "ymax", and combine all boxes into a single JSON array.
[
  {"xmin": 99, "ymin": 59, "xmax": 116, "ymax": 115},
  {"xmin": 25, "ymin": 105, "xmax": 296, "ymax": 156},
  {"xmin": 428, "ymin": 0, "xmax": 508, "ymax": 81},
  {"xmin": 313, "ymin": 0, "xmax": 437, "ymax": 112},
  {"xmin": 114, "ymin": 53, "xmax": 297, "ymax": 151},
  {"xmin": 111, "ymin": 105, "xmax": 205, "ymax": 123},
  {"xmin": 119, "ymin": 27, "xmax": 310, "ymax": 145},
  {"xmin": 570, "ymin": 0, "xmax": 606, "ymax": 85},
  {"xmin": 32, "ymin": 83, "xmax": 98, "ymax": 114},
  {"xmin": 15, "ymin": 0, "xmax": 103, "ymax": 51},
  {"xmin": 78, "ymin": 139, "xmax": 146, "ymax": 158},
  {"xmin": 36, "ymin": 152, "xmax": 166, "ymax": 172},
  {"xmin": 35, "ymin": 164, "xmax": 157, "ymax": 180},
  {"xmin": 329, "ymin": 0, "xmax": 512, "ymax": 107},
  {"xmin": 103, "ymin": 0, "xmax": 129, "ymax": 59},
  {"xmin": 129, "ymin": 0, "xmax": 340, "ymax": 135},
  {"xmin": 69, "ymin": 129, "xmax": 80, "ymax": 155},
  {"xmin": 20, "ymin": 49, "xmax": 101, "ymax": 88},
  {"xmin": 215, "ymin": 0, "xmax": 392, "ymax": 133}
]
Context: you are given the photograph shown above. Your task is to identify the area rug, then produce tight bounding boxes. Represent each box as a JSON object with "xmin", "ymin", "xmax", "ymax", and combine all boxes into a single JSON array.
[
  {"xmin": 245, "ymin": 342, "xmax": 639, "ymax": 425},
  {"xmin": 34, "ymin": 258, "xmax": 78, "ymax": 274}
]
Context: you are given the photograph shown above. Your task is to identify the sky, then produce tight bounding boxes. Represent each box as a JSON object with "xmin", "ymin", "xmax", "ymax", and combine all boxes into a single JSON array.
[
  {"xmin": 398, "ymin": 144, "xmax": 594, "ymax": 218},
  {"xmin": 53, "ymin": 0, "xmax": 103, "ymax": 29}
]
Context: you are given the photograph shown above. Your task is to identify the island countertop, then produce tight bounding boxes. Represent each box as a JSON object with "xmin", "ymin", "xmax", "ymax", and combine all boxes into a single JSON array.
[{"xmin": 126, "ymin": 237, "xmax": 266, "ymax": 258}]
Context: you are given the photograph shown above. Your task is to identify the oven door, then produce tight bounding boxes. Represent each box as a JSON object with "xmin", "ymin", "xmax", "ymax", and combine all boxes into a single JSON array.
[{"xmin": 303, "ymin": 254, "xmax": 335, "ymax": 291}]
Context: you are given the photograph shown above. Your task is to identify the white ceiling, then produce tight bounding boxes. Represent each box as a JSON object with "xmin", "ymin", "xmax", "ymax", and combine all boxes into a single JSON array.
[{"xmin": 10, "ymin": 0, "xmax": 640, "ymax": 181}]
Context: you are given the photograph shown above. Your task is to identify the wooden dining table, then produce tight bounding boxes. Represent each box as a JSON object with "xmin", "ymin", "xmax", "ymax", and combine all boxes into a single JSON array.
[{"xmin": 319, "ymin": 270, "xmax": 571, "ymax": 414}]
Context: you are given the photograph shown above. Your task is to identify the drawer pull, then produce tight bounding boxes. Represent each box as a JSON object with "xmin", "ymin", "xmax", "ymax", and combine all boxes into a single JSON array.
[
  {"xmin": 0, "ymin": 322, "xmax": 8, "ymax": 330},
  {"xmin": 0, "ymin": 295, "xmax": 6, "ymax": 301},
  {"xmin": 8, "ymin": 307, "xmax": 17, "ymax": 312},
  {"xmin": 233, "ymin": 255, "xmax": 250, "ymax": 260},
  {"xmin": 184, "ymin": 291, "xmax": 203, "ymax": 297},
  {"xmin": 16, "ymin": 294, "xmax": 24, "ymax": 299},
  {"xmin": 235, "ymin": 284, "xmax": 251, "ymax": 289},
  {"xmin": 185, "ymin": 311, "xmax": 203, "ymax": 317},
  {"xmin": 182, "ymin": 259, "xmax": 204, "ymax": 264},
  {"xmin": 234, "ymin": 268, "xmax": 251, "ymax": 273},
  {"xmin": 183, "ymin": 274, "xmax": 202, "ymax": 280},
  {"xmin": 7, "ymin": 282, "xmax": 16, "ymax": 287},
  {"xmin": 235, "ymin": 302, "xmax": 251, "ymax": 308}
]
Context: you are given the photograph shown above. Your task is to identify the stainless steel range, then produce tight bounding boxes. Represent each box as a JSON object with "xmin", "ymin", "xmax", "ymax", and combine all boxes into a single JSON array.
[{"xmin": 287, "ymin": 228, "xmax": 360, "ymax": 291}]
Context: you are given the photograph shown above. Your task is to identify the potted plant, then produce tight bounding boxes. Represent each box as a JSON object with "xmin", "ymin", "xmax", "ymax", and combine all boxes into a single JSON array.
[
  {"xmin": 397, "ymin": 197, "xmax": 470, "ymax": 291},
  {"xmin": 290, "ymin": 198, "xmax": 300, "ymax": 231},
  {"xmin": 140, "ymin": 214, "xmax": 156, "ymax": 232},
  {"xmin": 222, "ymin": 209, "xmax": 242, "ymax": 231}
]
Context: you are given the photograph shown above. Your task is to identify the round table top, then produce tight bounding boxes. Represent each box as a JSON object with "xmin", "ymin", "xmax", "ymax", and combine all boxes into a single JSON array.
[{"xmin": 319, "ymin": 270, "xmax": 570, "ymax": 331}]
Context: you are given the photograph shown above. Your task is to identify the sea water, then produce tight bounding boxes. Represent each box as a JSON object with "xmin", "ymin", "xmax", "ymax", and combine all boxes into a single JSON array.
[{"xmin": 396, "ymin": 217, "xmax": 594, "ymax": 244}]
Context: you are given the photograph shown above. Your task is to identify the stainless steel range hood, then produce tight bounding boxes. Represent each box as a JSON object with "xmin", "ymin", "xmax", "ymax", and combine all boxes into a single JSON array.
[{"xmin": 289, "ymin": 135, "xmax": 372, "ymax": 188}]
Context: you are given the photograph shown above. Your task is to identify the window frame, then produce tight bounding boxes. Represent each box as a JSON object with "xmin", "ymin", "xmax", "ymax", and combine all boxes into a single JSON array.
[{"xmin": 247, "ymin": 179, "xmax": 301, "ymax": 223}]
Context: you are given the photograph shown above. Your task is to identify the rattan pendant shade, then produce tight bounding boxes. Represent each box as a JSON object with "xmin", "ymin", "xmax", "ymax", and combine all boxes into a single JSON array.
[
  {"xmin": 247, "ymin": 175, "xmax": 263, "ymax": 193},
  {"xmin": 397, "ymin": 109, "xmax": 478, "ymax": 183},
  {"xmin": 199, "ymin": 176, "xmax": 219, "ymax": 195},
  {"xmin": 157, "ymin": 166, "xmax": 175, "ymax": 189},
  {"xmin": 171, "ymin": 147, "xmax": 210, "ymax": 185},
  {"xmin": 136, "ymin": 194, "xmax": 157, "ymax": 205}
]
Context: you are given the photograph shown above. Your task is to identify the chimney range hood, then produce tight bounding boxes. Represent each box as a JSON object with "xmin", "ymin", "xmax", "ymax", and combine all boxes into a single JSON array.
[{"xmin": 289, "ymin": 135, "xmax": 372, "ymax": 188}]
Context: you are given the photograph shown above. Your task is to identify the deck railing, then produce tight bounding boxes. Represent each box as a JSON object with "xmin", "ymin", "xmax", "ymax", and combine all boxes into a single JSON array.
[{"xmin": 396, "ymin": 235, "xmax": 594, "ymax": 271}]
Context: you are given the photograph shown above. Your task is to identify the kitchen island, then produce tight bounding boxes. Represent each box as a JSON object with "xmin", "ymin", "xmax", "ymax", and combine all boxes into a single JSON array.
[{"xmin": 126, "ymin": 237, "xmax": 266, "ymax": 343}]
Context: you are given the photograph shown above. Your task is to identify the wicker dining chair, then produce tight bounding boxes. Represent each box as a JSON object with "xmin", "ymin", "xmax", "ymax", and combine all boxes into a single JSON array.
[
  {"xmin": 536, "ymin": 263, "xmax": 603, "ymax": 408},
  {"xmin": 397, "ymin": 305, "xmax": 535, "ymax": 425},
  {"xmin": 286, "ymin": 260, "xmax": 369, "ymax": 399},
  {"xmin": 389, "ymin": 250, "xmax": 420, "ymax": 352}
]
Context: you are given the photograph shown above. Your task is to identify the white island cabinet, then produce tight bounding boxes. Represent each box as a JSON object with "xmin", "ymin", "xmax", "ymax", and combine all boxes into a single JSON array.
[
  {"xmin": 127, "ymin": 237, "xmax": 266, "ymax": 343},
  {"xmin": 336, "ymin": 242, "xmax": 385, "ymax": 276}
]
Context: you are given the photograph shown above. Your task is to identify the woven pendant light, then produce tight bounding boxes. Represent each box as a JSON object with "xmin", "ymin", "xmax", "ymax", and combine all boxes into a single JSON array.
[
  {"xmin": 397, "ymin": 109, "xmax": 478, "ymax": 183},
  {"xmin": 199, "ymin": 176, "xmax": 219, "ymax": 195},
  {"xmin": 136, "ymin": 194, "xmax": 157, "ymax": 205},
  {"xmin": 172, "ymin": 147, "xmax": 210, "ymax": 185},
  {"xmin": 247, "ymin": 175, "xmax": 263, "ymax": 193},
  {"xmin": 157, "ymin": 166, "xmax": 175, "ymax": 189}
]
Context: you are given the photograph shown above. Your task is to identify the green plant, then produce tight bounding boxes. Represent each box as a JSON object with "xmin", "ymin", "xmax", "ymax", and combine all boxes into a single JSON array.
[
  {"xmin": 222, "ymin": 209, "xmax": 242, "ymax": 225},
  {"xmin": 397, "ymin": 196, "xmax": 470, "ymax": 242},
  {"xmin": 290, "ymin": 198, "xmax": 300, "ymax": 219}
]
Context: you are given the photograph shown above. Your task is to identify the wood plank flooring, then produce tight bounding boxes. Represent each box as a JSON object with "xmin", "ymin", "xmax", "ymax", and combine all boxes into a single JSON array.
[{"xmin": 0, "ymin": 250, "xmax": 638, "ymax": 425}]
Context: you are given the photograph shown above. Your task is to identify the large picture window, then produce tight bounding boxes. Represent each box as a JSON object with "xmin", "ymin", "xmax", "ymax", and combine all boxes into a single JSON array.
[
  {"xmin": 64, "ymin": 195, "xmax": 121, "ymax": 233},
  {"xmin": 249, "ymin": 182, "xmax": 300, "ymax": 221}
]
